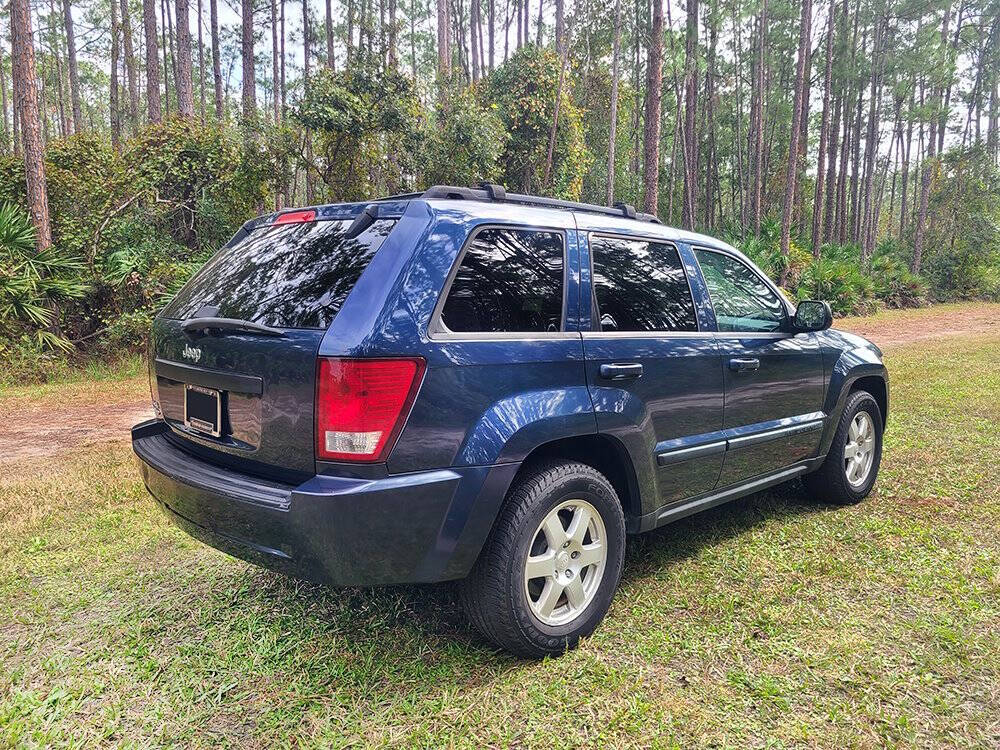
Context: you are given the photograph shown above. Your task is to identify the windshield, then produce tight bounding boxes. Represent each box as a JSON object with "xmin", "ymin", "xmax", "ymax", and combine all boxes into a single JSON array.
[{"xmin": 161, "ymin": 218, "xmax": 396, "ymax": 329}]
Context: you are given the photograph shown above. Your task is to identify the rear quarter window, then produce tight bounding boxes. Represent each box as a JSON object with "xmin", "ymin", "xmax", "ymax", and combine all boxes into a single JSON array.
[
  {"xmin": 161, "ymin": 218, "xmax": 396, "ymax": 329},
  {"xmin": 438, "ymin": 227, "xmax": 564, "ymax": 334}
]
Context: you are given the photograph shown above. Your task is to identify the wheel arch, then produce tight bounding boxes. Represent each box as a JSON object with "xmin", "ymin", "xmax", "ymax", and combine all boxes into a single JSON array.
[
  {"xmin": 849, "ymin": 375, "xmax": 888, "ymax": 427},
  {"xmin": 514, "ymin": 433, "xmax": 643, "ymax": 525}
]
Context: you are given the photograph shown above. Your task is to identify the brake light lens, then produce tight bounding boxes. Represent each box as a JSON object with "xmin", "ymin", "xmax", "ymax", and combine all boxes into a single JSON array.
[
  {"xmin": 315, "ymin": 357, "xmax": 425, "ymax": 462},
  {"xmin": 274, "ymin": 209, "xmax": 317, "ymax": 224}
]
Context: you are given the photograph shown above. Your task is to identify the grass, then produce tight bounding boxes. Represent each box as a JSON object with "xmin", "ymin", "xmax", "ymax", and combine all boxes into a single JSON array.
[
  {"xmin": 2, "ymin": 327, "xmax": 1000, "ymax": 747},
  {"xmin": 0, "ymin": 353, "xmax": 146, "ymax": 400}
]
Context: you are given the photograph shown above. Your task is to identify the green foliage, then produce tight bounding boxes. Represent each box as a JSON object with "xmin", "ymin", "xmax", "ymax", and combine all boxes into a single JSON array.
[
  {"xmin": 482, "ymin": 46, "xmax": 591, "ymax": 200},
  {"xmin": 0, "ymin": 203, "xmax": 87, "ymax": 351},
  {"xmin": 295, "ymin": 58, "xmax": 423, "ymax": 200},
  {"xmin": 919, "ymin": 147, "xmax": 1000, "ymax": 302},
  {"xmin": 421, "ymin": 89, "xmax": 507, "ymax": 187},
  {"xmin": 729, "ymin": 218, "xmax": 812, "ymax": 288},
  {"xmin": 795, "ymin": 257, "xmax": 876, "ymax": 315}
]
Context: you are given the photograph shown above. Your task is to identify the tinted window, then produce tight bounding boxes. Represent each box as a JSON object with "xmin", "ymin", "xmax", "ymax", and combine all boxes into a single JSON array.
[
  {"xmin": 162, "ymin": 219, "xmax": 395, "ymax": 329},
  {"xmin": 694, "ymin": 249, "xmax": 786, "ymax": 332},
  {"xmin": 440, "ymin": 228, "xmax": 564, "ymax": 333},
  {"xmin": 590, "ymin": 235, "xmax": 698, "ymax": 332}
]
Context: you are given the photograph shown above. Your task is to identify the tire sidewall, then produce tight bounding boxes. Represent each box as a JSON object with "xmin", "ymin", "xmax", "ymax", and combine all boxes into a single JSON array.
[
  {"xmin": 506, "ymin": 469, "xmax": 625, "ymax": 650},
  {"xmin": 831, "ymin": 393, "xmax": 884, "ymax": 502}
]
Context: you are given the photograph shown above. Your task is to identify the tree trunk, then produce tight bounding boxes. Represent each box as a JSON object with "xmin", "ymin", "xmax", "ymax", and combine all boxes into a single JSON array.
[
  {"xmin": 347, "ymin": 0, "xmax": 354, "ymax": 63},
  {"xmin": 543, "ymin": 29, "xmax": 569, "ymax": 187},
  {"xmin": 11, "ymin": 0, "xmax": 51, "ymax": 249},
  {"xmin": 0, "ymin": 51, "xmax": 10, "ymax": 150},
  {"xmin": 210, "ymin": 0, "xmax": 223, "ymax": 118},
  {"xmin": 410, "ymin": 0, "xmax": 417, "ymax": 78},
  {"xmin": 389, "ymin": 0, "xmax": 398, "ymax": 67},
  {"xmin": 703, "ymin": 10, "xmax": 717, "ymax": 229},
  {"xmin": 605, "ymin": 0, "xmax": 622, "ymax": 206},
  {"xmin": 161, "ymin": 0, "xmax": 171, "ymax": 114},
  {"xmin": 326, "ymin": 0, "xmax": 335, "ymax": 67},
  {"xmin": 61, "ymin": 0, "xmax": 82, "ymax": 130},
  {"xmin": 143, "ymin": 0, "xmax": 162, "ymax": 122},
  {"xmin": 914, "ymin": 9, "xmax": 951, "ymax": 274},
  {"xmin": 280, "ymin": 0, "xmax": 286, "ymax": 114},
  {"xmin": 859, "ymin": 17, "xmax": 886, "ymax": 261},
  {"xmin": 437, "ymin": 0, "xmax": 450, "ymax": 98},
  {"xmin": 750, "ymin": 1, "xmax": 766, "ymax": 234},
  {"xmin": 488, "ymin": 0, "xmax": 495, "ymax": 69},
  {"xmin": 111, "ymin": 0, "xmax": 121, "ymax": 147},
  {"xmin": 822, "ymin": 0, "xmax": 844, "ymax": 246},
  {"xmin": 272, "ymin": 0, "xmax": 281, "ymax": 122},
  {"xmin": 555, "ymin": 0, "xmax": 565, "ymax": 54},
  {"xmin": 303, "ymin": 0, "xmax": 315, "ymax": 203},
  {"xmin": 811, "ymin": 0, "xmax": 836, "ymax": 258},
  {"xmin": 681, "ymin": 0, "xmax": 698, "ymax": 228},
  {"xmin": 239, "ymin": 0, "xmax": 254, "ymax": 118},
  {"xmin": 198, "ymin": 0, "xmax": 206, "ymax": 120},
  {"xmin": 778, "ymin": 0, "xmax": 812, "ymax": 274},
  {"xmin": 471, "ymin": 0, "xmax": 480, "ymax": 81},
  {"xmin": 535, "ymin": 0, "xmax": 542, "ymax": 46},
  {"xmin": 166, "ymin": 0, "xmax": 179, "ymax": 100},
  {"xmin": 642, "ymin": 0, "xmax": 664, "ymax": 215},
  {"xmin": 898, "ymin": 83, "xmax": 914, "ymax": 239},
  {"xmin": 120, "ymin": 0, "xmax": 140, "ymax": 128}
]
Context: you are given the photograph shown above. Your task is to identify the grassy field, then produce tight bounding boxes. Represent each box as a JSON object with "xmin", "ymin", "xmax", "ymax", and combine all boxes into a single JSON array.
[{"xmin": 2, "ymin": 316, "xmax": 1000, "ymax": 747}]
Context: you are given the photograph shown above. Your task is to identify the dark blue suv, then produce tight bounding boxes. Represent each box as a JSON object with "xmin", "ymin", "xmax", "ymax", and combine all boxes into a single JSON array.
[{"xmin": 132, "ymin": 185, "xmax": 888, "ymax": 657}]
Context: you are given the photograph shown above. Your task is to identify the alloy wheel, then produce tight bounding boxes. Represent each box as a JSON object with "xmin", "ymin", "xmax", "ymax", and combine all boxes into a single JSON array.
[{"xmin": 523, "ymin": 499, "xmax": 608, "ymax": 627}]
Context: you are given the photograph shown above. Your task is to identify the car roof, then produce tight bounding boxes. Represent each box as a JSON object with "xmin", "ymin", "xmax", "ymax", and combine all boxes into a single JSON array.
[{"xmin": 250, "ymin": 185, "xmax": 740, "ymax": 256}]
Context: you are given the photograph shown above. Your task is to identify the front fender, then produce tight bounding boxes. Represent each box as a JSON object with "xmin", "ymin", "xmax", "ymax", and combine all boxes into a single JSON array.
[
  {"xmin": 818, "ymin": 345, "xmax": 888, "ymax": 457},
  {"xmin": 455, "ymin": 386, "xmax": 599, "ymax": 466}
]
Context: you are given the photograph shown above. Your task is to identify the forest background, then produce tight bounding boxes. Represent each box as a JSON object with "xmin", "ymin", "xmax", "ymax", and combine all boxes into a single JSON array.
[{"xmin": 1, "ymin": 0, "xmax": 998, "ymax": 382}]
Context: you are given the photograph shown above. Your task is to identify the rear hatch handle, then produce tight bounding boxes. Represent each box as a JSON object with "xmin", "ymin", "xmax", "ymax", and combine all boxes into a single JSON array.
[{"xmin": 182, "ymin": 317, "xmax": 286, "ymax": 337}]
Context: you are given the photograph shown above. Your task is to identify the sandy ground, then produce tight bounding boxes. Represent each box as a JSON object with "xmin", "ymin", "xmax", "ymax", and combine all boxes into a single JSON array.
[{"xmin": 1, "ymin": 303, "xmax": 996, "ymax": 464}]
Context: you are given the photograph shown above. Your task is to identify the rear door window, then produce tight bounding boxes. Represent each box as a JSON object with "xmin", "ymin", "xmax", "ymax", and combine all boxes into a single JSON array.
[
  {"xmin": 161, "ymin": 218, "xmax": 396, "ymax": 329},
  {"xmin": 590, "ymin": 235, "xmax": 698, "ymax": 332},
  {"xmin": 439, "ymin": 227, "xmax": 564, "ymax": 333}
]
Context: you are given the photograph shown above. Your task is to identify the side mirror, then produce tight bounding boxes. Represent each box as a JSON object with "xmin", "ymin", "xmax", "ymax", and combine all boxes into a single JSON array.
[{"xmin": 793, "ymin": 300, "xmax": 833, "ymax": 332}]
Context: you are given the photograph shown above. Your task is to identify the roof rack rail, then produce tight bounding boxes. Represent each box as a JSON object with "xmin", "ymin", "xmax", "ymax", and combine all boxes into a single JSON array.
[{"xmin": 417, "ymin": 184, "xmax": 662, "ymax": 224}]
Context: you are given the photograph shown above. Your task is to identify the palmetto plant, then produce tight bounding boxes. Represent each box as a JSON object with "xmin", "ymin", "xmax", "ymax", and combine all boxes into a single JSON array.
[{"xmin": 0, "ymin": 203, "xmax": 87, "ymax": 351}]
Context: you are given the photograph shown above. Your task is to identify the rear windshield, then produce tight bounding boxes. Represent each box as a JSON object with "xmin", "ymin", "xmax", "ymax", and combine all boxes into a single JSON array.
[{"xmin": 161, "ymin": 218, "xmax": 396, "ymax": 329}]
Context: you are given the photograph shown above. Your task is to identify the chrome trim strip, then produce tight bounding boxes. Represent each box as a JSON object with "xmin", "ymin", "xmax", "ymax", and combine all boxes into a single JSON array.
[
  {"xmin": 656, "ymin": 440, "xmax": 727, "ymax": 466},
  {"xmin": 583, "ymin": 330, "xmax": 708, "ymax": 340},
  {"xmin": 428, "ymin": 331, "xmax": 582, "ymax": 342},
  {"xmin": 726, "ymin": 420, "xmax": 824, "ymax": 450}
]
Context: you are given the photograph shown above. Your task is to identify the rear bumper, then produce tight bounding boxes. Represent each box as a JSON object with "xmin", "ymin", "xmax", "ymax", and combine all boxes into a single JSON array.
[{"xmin": 132, "ymin": 420, "xmax": 518, "ymax": 585}]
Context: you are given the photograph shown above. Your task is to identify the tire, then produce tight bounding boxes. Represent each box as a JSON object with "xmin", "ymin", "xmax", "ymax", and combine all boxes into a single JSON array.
[
  {"xmin": 458, "ymin": 460, "xmax": 626, "ymax": 658},
  {"xmin": 805, "ymin": 390, "xmax": 883, "ymax": 505}
]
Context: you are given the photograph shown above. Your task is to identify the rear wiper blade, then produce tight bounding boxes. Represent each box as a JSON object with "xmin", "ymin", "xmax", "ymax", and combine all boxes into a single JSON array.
[{"xmin": 182, "ymin": 317, "xmax": 286, "ymax": 337}]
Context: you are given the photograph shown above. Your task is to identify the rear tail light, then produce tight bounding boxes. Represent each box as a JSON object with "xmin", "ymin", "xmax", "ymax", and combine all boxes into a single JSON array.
[{"xmin": 315, "ymin": 357, "xmax": 425, "ymax": 462}]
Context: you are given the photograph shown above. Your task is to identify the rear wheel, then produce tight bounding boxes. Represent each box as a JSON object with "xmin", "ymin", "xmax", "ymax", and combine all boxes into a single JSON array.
[
  {"xmin": 805, "ymin": 390, "xmax": 883, "ymax": 505},
  {"xmin": 459, "ymin": 460, "xmax": 626, "ymax": 658}
]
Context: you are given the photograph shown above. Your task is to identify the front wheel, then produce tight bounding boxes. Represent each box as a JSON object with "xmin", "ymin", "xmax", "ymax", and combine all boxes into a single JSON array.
[
  {"xmin": 805, "ymin": 390, "xmax": 884, "ymax": 505},
  {"xmin": 458, "ymin": 460, "xmax": 626, "ymax": 658}
]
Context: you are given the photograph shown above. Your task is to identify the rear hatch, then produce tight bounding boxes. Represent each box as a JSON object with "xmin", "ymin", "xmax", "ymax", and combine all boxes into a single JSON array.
[{"xmin": 151, "ymin": 214, "xmax": 397, "ymax": 478}]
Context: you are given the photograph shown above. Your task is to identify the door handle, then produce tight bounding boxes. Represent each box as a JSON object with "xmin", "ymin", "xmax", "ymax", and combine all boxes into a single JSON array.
[
  {"xmin": 600, "ymin": 363, "xmax": 644, "ymax": 380},
  {"xmin": 728, "ymin": 357, "xmax": 760, "ymax": 373}
]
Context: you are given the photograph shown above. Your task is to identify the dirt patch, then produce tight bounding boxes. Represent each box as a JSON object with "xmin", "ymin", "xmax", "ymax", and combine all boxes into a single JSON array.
[
  {"xmin": 837, "ymin": 302, "xmax": 999, "ymax": 349},
  {"xmin": 0, "ymin": 399, "xmax": 153, "ymax": 464}
]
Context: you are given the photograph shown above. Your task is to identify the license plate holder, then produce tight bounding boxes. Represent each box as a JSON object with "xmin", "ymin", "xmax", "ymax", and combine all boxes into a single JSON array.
[{"xmin": 184, "ymin": 384, "xmax": 222, "ymax": 437}]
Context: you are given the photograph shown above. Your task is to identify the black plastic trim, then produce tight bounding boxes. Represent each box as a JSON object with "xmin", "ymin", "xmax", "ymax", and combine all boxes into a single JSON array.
[{"xmin": 155, "ymin": 359, "xmax": 264, "ymax": 395}]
